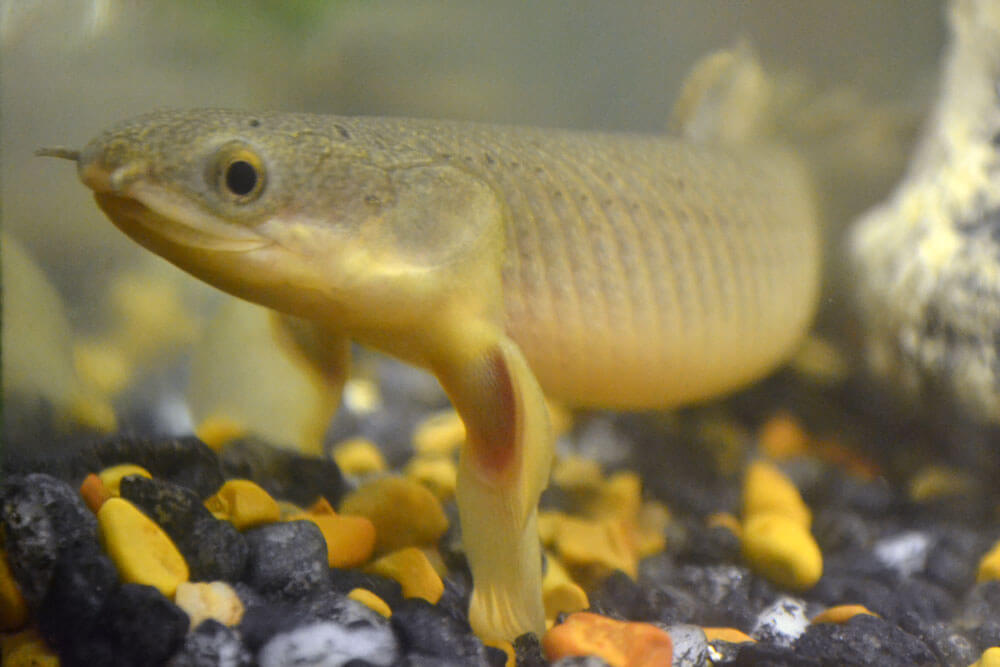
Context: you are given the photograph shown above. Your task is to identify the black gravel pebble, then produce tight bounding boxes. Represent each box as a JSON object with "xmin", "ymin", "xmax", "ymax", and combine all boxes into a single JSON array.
[
  {"xmin": 0, "ymin": 473, "xmax": 99, "ymax": 608},
  {"xmin": 243, "ymin": 521, "xmax": 330, "ymax": 599},
  {"xmin": 328, "ymin": 567, "xmax": 405, "ymax": 610},
  {"xmin": 36, "ymin": 542, "xmax": 119, "ymax": 658},
  {"xmin": 514, "ymin": 633, "xmax": 547, "ymax": 667},
  {"xmin": 101, "ymin": 583, "xmax": 190, "ymax": 667},
  {"xmin": 119, "ymin": 475, "xmax": 247, "ymax": 582},
  {"xmin": 589, "ymin": 570, "xmax": 699, "ymax": 626},
  {"xmin": 792, "ymin": 613, "xmax": 937, "ymax": 666},
  {"xmin": 167, "ymin": 620, "xmax": 253, "ymax": 667},
  {"xmin": 390, "ymin": 598, "xmax": 488, "ymax": 664},
  {"xmin": 219, "ymin": 437, "xmax": 347, "ymax": 507},
  {"xmin": 93, "ymin": 436, "xmax": 225, "ymax": 499},
  {"xmin": 239, "ymin": 591, "xmax": 397, "ymax": 661}
]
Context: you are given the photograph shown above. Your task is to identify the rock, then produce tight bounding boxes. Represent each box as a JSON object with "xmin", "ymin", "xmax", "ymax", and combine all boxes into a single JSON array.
[
  {"xmin": 742, "ymin": 461, "xmax": 812, "ymax": 528},
  {"xmin": 243, "ymin": 521, "xmax": 329, "ymax": 599},
  {"xmin": 589, "ymin": 570, "xmax": 698, "ymax": 626},
  {"xmin": 204, "ymin": 479, "xmax": 281, "ymax": 531},
  {"xmin": 93, "ymin": 436, "xmax": 224, "ymax": 499},
  {"xmin": 167, "ymin": 619, "xmax": 253, "ymax": 667},
  {"xmin": 873, "ymin": 531, "xmax": 931, "ymax": 578},
  {"xmin": 750, "ymin": 596, "xmax": 809, "ymax": 647},
  {"xmin": 0, "ymin": 473, "xmax": 98, "ymax": 607},
  {"xmin": 120, "ymin": 475, "xmax": 247, "ymax": 582},
  {"xmin": 219, "ymin": 437, "xmax": 347, "ymax": 508},
  {"xmin": 541, "ymin": 612, "xmax": 673, "ymax": 666},
  {"xmin": 347, "ymin": 587, "xmax": 392, "ymax": 617},
  {"xmin": 367, "ymin": 547, "xmax": 444, "ymax": 604},
  {"xmin": 258, "ymin": 619, "xmax": 398, "ymax": 667},
  {"xmin": 793, "ymin": 613, "xmax": 935, "ymax": 666},
  {"xmin": 175, "ymin": 581, "xmax": 245, "ymax": 629},
  {"xmin": 390, "ymin": 598, "xmax": 487, "ymax": 663},
  {"xmin": 329, "ymin": 568, "xmax": 405, "ymax": 610},
  {"xmin": 102, "ymin": 583, "xmax": 190, "ymax": 666},
  {"xmin": 97, "ymin": 497, "xmax": 189, "ymax": 597},
  {"xmin": 513, "ymin": 632, "xmax": 547, "ymax": 667},
  {"xmin": 666, "ymin": 624, "xmax": 708, "ymax": 666},
  {"xmin": 339, "ymin": 476, "xmax": 448, "ymax": 555},
  {"xmin": 741, "ymin": 514, "xmax": 823, "ymax": 590},
  {"xmin": 36, "ymin": 542, "xmax": 118, "ymax": 657}
]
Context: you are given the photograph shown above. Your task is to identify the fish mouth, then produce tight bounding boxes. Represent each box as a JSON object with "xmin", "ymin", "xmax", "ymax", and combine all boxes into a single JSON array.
[{"xmin": 94, "ymin": 190, "xmax": 273, "ymax": 254}]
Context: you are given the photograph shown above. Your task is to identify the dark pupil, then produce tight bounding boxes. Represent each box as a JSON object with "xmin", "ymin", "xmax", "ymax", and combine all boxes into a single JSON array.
[{"xmin": 225, "ymin": 160, "xmax": 257, "ymax": 196}]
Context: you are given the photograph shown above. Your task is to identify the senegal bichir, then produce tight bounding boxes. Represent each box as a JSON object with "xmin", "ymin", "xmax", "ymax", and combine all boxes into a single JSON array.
[{"xmin": 38, "ymin": 49, "xmax": 820, "ymax": 641}]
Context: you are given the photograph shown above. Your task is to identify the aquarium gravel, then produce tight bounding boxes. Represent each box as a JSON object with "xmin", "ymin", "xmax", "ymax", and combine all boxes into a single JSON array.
[{"xmin": 4, "ymin": 358, "xmax": 1000, "ymax": 667}]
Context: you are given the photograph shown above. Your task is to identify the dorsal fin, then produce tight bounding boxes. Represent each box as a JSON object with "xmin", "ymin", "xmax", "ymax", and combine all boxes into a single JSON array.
[{"xmin": 668, "ymin": 41, "xmax": 771, "ymax": 146}]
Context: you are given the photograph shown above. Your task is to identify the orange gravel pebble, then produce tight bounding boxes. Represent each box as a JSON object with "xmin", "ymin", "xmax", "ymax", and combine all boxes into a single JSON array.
[
  {"xmin": 289, "ymin": 509, "xmax": 376, "ymax": 569},
  {"xmin": 702, "ymin": 627, "xmax": 755, "ymax": 644},
  {"xmin": 810, "ymin": 604, "xmax": 878, "ymax": 624},
  {"xmin": 79, "ymin": 473, "xmax": 112, "ymax": 513},
  {"xmin": 758, "ymin": 412, "xmax": 809, "ymax": 460},
  {"xmin": 542, "ymin": 612, "xmax": 673, "ymax": 667}
]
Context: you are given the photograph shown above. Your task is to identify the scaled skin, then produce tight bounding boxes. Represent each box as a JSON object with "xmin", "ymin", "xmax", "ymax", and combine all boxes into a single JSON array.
[{"xmin": 41, "ymin": 90, "xmax": 819, "ymax": 640}]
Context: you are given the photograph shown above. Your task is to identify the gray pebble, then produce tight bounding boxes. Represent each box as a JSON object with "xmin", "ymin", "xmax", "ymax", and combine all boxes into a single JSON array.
[{"xmin": 257, "ymin": 619, "xmax": 398, "ymax": 667}]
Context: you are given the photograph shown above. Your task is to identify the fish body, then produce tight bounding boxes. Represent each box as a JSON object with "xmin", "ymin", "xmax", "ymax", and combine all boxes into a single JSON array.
[{"xmin": 42, "ymin": 102, "xmax": 819, "ymax": 641}]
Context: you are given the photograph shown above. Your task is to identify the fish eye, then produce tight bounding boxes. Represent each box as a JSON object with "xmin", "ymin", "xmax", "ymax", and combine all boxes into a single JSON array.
[{"xmin": 212, "ymin": 143, "xmax": 266, "ymax": 202}]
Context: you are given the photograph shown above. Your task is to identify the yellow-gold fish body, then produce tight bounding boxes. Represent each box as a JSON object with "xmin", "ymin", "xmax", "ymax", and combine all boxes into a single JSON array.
[{"xmin": 40, "ymin": 71, "xmax": 820, "ymax": 640}]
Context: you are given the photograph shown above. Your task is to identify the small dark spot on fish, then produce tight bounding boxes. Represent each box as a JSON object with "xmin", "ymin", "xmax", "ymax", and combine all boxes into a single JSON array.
[
  {"xmin": 602, "ymin": 198, "xmax": 613, "ymax": 207},
  {"xmin": 364, "ymin": 194, "xmax": 380, "ymax": 206},
  {"xmin": 534, "ymin": 167, "xmax": 544, "ymax": 175},
  {"xmin": 334, "ymin": 124, "xmax": 351, "ymax": 140},
  {"xmin": 463, "ymin": 155, "xmax": 474, "ymax": 163},
  {"xmin": 249, "ymin": 118, "xmax": 261, "ymax": 128},
  {"xmin": 552, "ymin": 190, "xmax": 562, "ymax": 198},
  {"xmin": 991, "ymin": 130, "xmax": 1000, "ymax": 147},
  {"xmin": 484, "ymin": 153, "xmax": 495, "ymax": 166},
  {"xmin": 510, "ymin": 161, "xmax": 520, "ymax": 169},
  {"xmin": 439, "ymin": 153, "xmax": 452, "ymax": 160}
]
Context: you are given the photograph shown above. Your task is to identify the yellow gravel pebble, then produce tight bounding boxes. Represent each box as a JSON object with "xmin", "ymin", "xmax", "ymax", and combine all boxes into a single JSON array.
[
  {"xmin": 908, "ymin": 465, "xmax": 975, "ymax": 502},
  {"xmin": 205, "ymin": 479, "xmax": 281, "ymax": 530},
  {"xmin": 542, "ymin": 554, "xmax": 589, "ymax": 620},
  {"xmin": 977, "ymin": 539, "xmax": 1000, "ymax": 582},
  {"xmin": 287, "ymin": 508, "xmax": 376, "ymax": 569},
  {"xmin": 195, "ymin": 415, "xmax": 247, "ymax": 451},
  {"xmin": 543, "ymin": 612, "xmax": 674, "ymax": 666},
  {"xmin": 634, "ymin": 500, "xmax": 670, "ymax": 558},
  {"xmin": 74, "ymin": 340, "xmax": 133, "ymax": 396},
  {"xmin": 971, "ymin": 647, "xmax": 1000, "ymax": 667},
  {"xmin": 340, "ymin": 476, "xmax": 449, "ymax": 555},
  {"xmin": 333, "ymin": 437, "xmax": 388, "ymax": 476},
  {"xmin": 79, "ymin": 473, "xmax": 112, "ymax": 513},
  {"xmin": 97, "ymin": 463, "xmax": 152, "ymax": 497},
  {"xmin": 743, "ymin": 460, "xmax": 812, "ymax": 529},
  {"xmin": 757, "ymin": 412, "xmax": 809, "ymax": 460},
  {"xmin": 348, "ymin": 587, "xmax": 392, "ymax": 617},
  {"xmin": 550, "ymin": 514, "xmax": 638, "ymax": 584},
  {"xmin": 810, "ymin": 604, "xmax": 878, "ymax": 624},
  {"xmin": 586, "ymin": 471, "xmax": 642, "ymax": 521},
  {"xmin": 1, "ymin": 627, "xmax": 60, "ymax": 667},
  {"xmin": 67, "ymin": 391, "xmax": 118, "ymax": 433},
  {"xmin": 404, "ymin": 455, "xmax": 458, "ymax": 500},
  {"xmin": 741, "ymin": 513, "xmax": 822, "ymax": 591},
  {"xmin": 412, "ymin": 409, "xmax": 466, "ymax": 457},
  {"xmin": 551, "ymin": 456, "xmax": 604, "ymax": 492},
  {"xmin": 702, "ymin": 627, "xmax": 755, "ymax": 644},
  {"xmin": 0, "ymin": 548, "xmax": 28, "ymax": 631},
  {"xmin": 97, "ymin": 497, "xmax": 189, "ymax": 597},
  {"xmin": 367, "ymin": 547, "xmax": 444, "ymax": 604},
  {"xmin": 174, "ymin": 581, "xmax": 244, "ymax": 629}
]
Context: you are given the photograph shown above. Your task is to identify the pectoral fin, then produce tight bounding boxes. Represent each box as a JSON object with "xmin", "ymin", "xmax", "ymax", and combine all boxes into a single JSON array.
[{"xmin": 436, "ymin": 331, "xmax": 553, "ymax": 641}]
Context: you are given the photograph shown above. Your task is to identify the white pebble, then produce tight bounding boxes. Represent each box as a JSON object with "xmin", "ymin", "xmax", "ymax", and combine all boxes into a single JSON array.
[{"xmin": 751, "ymin": 596, "xmax": 809, "ymax": 647}]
